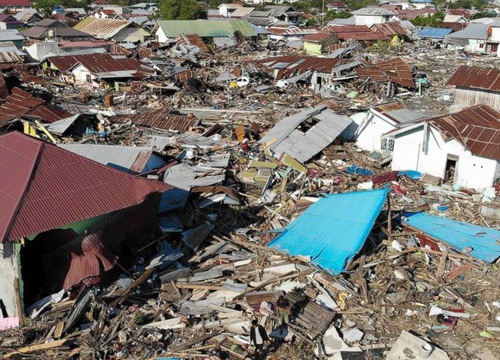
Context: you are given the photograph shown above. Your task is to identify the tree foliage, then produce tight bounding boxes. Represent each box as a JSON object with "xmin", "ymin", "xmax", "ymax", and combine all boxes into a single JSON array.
[
  {"xmin": 34, "ymin": 0, "xmax": 58, "ymax": 17},
  {"xmin": 158, "ymin": 0, "xmax": 207, "ymax": 20},
  {"xmin": 324, "ymin": 10, "xmax": 351, "ymax": 20},
  {"xmin": 411, "ymin": 11, "xmax": 445, "ymax": 27}
]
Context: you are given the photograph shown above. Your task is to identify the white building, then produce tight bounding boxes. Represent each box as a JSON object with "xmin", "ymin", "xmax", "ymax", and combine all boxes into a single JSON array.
[
  {"xmin": 351, "ymin": 7, "xmax": 398, "ymax": 27},
  {"xmin": 388, "ymin": 105, "xmax": 500, "ymax": 189},
  {"xmin": 218, "ymin": 3, "xmax": 242, "ymax": 17},
  {"xmin": 351, "ymin": 102, "xmax": 426, "ymax": 152}
]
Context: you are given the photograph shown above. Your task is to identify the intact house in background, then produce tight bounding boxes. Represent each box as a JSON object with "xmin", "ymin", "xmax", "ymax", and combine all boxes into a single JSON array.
[
  {"xmin": 74, "ymin": 17, "xmax": 151, "ymax": 43},
  {"xmin": 351, "ymin": 7, "xmax": 398, "ymax": 27},
  {"xmin": 153, "ymin": 19, "xmax": 257, "ymax": 43},
  {"xmin": 388, "ymin": 105, "xmax": 500, "ymax": 189},
  {"xmin": 0, "ymin": 132, "xmax": 170, "ymax": 323},
  {"xmin": 447, "ymin": 65, "xmax": 500, "ymax": 111},
  {"xmin": 21, "ymin": 19, "xmax": 91, "ymax": 43}
]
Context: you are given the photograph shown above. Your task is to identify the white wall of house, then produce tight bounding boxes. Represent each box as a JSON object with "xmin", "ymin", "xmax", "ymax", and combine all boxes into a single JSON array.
[
  {"xmin": 391, "ymin": 125, "xmax": 499, "ymax": 189},
  {"xmin": 354, "ymin": 15, "xmax": 394, "ymax": 27},
  {"xmin": 71, "ymin": 64, "xmax": 96, "ymax": 85},
  {"xmin": 155, "ymin": 26, "xmax": 168, "ymax": 43},
  {"xmin": 466, "ymin": 39, "xmax": 487, "ymax": 53},
  {"xmin": 352, "ymin": 110, "xmax": 397, "ymax": 152},
  {"xmin": 0, "ymin": 242, "xmax": 20, "ymax": 321}
]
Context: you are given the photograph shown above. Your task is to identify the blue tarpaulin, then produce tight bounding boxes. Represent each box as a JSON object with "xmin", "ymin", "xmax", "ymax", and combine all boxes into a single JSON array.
[
  {"xmin": 346, "ymin": 165, "xmax": 373, "ymax": 176},
  {"xmin": 417, "ymin": 27, "xmax": 453, "ymax": 39},
  {"xmin": 267, "ymin": 189, "xmax": 390, "ymax": 274},
  {"xmin": 402, "ymin": 212, "xmax": 500, "ymax": 263}
]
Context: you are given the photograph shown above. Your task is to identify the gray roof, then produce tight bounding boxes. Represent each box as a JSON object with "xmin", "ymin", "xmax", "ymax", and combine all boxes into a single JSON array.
[
  {"xmin": 444, "ymin": 23, "xmax": 488, "ymax": 43},
  {"xmin": 59, "ymin": 144, "xmax": 164, "ymax": 173},
  {"xmin": 326, "ymin": 17, "xmax": 355, "ymax": 26},
  {"xmin": 265, "ymin": 5, "xmax": 295, "ymax": 17},
  {"xmin": 45, "ymin": 115, "xmax": 80, "ymax": 135},
  {"xmin": 0, "ymin": 30, "xmax": 25, "ymax": 42},
  {"xmin": 385, "ymin": 108, "xmax": 426, "ymax": 124},
  {"xmin": 352, "ymin": 7, "xmax": 397, "ymax": 16},
  {"xmin": 14, "ymin": 10, "xmax": 42, "ymax": 22},
  {"xmin": 65, "ymin": 8, "xmax": 87, "ymax": 15},
  {"xmin": 260, "ymin": 106, "xmax": 353, "ymax": 163}
]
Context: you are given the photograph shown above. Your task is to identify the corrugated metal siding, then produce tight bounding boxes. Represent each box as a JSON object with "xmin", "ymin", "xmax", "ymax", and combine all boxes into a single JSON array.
[
  {"xmin": 268, "ymin": 189, "xmax": 390, "ymax": 274},
  {"xmin": 453, "ymin": 88, "xmax": 500, "ymax": 111},
  {"xmin": 0, "ymin": 132, "xmax": 171, "ymax": 243}
]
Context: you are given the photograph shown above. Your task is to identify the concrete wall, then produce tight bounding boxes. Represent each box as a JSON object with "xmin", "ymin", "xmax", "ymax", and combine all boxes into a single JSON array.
[
  {"xmin": 71, "ymin": 64, "xmax": 96, "ymax": 85},
  {"xmin": 155, "ymin": 26, "xmax": 168, "ymax": 43},
  {"xmin": 354, "ymin": 15, "xmax": 392, "ymax": 27},
  {"xmin": 0, "ymin": 242, "xmax": 20, "ymax": 319},
  {"xmin": 353, "ymin": 111, "xmax": 396, "ymax": 152},
  {"xmin": 391, "ymin": 125, "xmax": 498, "ymax": 189},
  {"xmin": 303, "ymin": 41, "xmax": 322, "ymax": 55}
]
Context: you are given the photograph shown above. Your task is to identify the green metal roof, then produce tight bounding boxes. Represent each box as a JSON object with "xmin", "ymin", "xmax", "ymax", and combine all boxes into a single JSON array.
[{"xmin": 156, "ymin": 19, "xmax": 256, "ymax": 38}]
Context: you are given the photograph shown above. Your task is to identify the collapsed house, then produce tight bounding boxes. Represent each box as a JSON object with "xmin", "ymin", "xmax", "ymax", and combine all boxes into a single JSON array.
[
  {"xmin": 259, "ymin": 105, "xmax": 353, "ymax": 163},
  {"xmin": 0, "ymin": 131, "xmax": 170, "ymax": 325}
]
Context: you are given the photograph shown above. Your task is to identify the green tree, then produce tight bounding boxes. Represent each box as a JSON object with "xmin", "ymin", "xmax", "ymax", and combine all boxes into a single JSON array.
[
  {"xmin": 324, "ymin": 10, "xmax": 351, "ymax": 20},
  {"xmin": 158, "ymin": 0, "xmax": 207, "ymax": 20},
  {"xmin": 411, "ymin": 11, "xmax": 445, "ymax": 27},
  {"xmin": 34, "ymin": 0, "xmax": 58, "ymax": 17}
]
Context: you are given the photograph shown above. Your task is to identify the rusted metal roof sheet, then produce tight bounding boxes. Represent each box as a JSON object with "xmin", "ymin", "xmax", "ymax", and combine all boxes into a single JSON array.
[
  {"xmin": 112, "ymin": 108, "xmax": 197, "ymax": 131},
  {"xmin": 0, "ymin": 131, "xmax": 171, "ymax": 243},
  {"xmin": 0, "ymin": 87, "xmax": 71, "ymax": 124},
  {"xmin": 74, "ymin": 16, "xmax": 133, "ymax": 39},
  {"xmin": 427, "ymin": 105, "xmax": 500, "ymax": 160},
  {"xmin": 62, "ymin": 232, "xmax": 116, "ymax": 289},
  {"xmin": 302, "ymin": 31, "xmax": 335, "ymax": 43},
  {"xmin": 447, "ymin": 65, "xmax": 500, "ymax": 92},
  {"xmin": 180, "ymin": 33, "xmax": 210, "ymax": 53},
  {"xmin": 48, "ymin": 53, "xmax": 144, "ymax": 74},
  {"xmin": 378, "ymin": 57, "xmax": 414, "ymax": 88},
  {"xmin": 371, "ymin": 22, "xmax": 410, "ymax": 36}
]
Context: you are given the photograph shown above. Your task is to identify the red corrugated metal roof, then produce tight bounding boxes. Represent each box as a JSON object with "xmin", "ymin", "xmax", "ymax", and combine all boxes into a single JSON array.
[
  {"xmin": 356, "ymin": 57, "xmax": 414, "ymax": 88},
  {"xmin": 0, "ymin": 131, "xmax": 172, "ymax": 243},
  {"xmin": 48, "ymin": 53, "xmax": 143, "ymax": 74},
  {"xmin": 0, "ymin": 87, "xmax": 71, "ymax": 124},
  {"xmin": 0, "ymin": 0, "xmax": 32, "ymax": 6},
  {"xmin": 180, "ymin": 33, "xmax": 210, "ymax": 53},
  {"xmin": 378, "ymin": 57, "xmax": 414, "ymax": 88},
  {"xmin": 447, "ymin": 65, "xmax": 500, "ymax": 92},
  {"xmin": 371, "ymin": 22, "xmax": 410, "ymax": 36},
  {"xmin": 302, "ymin": 31, "xmax": 335, "ymax": 43},
  {"xmin": 0, "ymin": 75, "xmax": 9, "ymax": 100},
  {"xmin": 427, "ymin": 105, "xmax": 500, "ymax": 160}
]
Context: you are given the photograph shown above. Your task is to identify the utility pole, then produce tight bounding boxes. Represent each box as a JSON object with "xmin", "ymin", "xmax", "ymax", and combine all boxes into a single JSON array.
[{"xmin": 321, "ymin": 0, "xmax": 325, "ymax": 28}]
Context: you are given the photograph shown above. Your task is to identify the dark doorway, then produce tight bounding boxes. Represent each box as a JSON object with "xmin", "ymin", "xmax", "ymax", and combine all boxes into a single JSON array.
[{"xmin": 445, "ymin": 156, "xmax": 458, "ymax": 183}]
